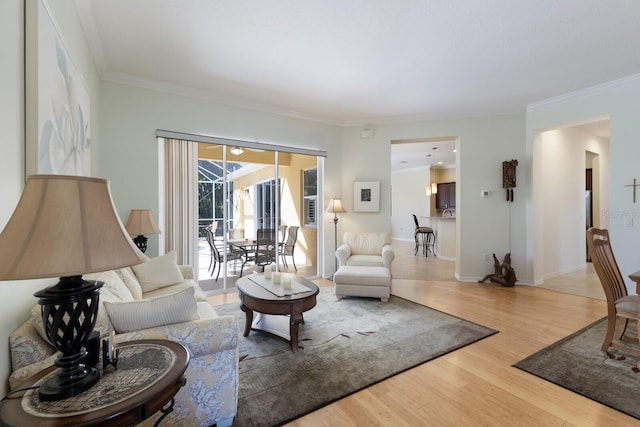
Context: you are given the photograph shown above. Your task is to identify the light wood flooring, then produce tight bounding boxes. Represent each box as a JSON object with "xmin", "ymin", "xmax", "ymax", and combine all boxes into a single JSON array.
[{"xmin": 208, "ymin": 240, "xmax": 637, "ymax": 426}]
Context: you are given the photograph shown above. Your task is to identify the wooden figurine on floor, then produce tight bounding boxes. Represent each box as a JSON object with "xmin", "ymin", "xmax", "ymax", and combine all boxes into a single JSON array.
[{"xmin": 479, "ymin": 253, "xmax": 517, "ymax": 287}]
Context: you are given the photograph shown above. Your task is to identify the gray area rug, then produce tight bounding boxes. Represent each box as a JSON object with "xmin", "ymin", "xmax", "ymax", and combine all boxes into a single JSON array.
[
  {"xmin": 514, "ymin": 317, "xmax": 640, "ymax": 420},
  {"xmin": 214, "ymin": 287, "xmax": 497, "ymax": 426}
]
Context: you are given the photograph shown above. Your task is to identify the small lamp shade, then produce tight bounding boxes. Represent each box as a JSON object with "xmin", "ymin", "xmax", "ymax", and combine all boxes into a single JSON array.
[
  {"xmin": 125, "ymin": 209, "xmax": 161, "ymax": 236},
  {"xmin": 431, "ymin": 182, "xmax": 438, "ymax": 194},
  {"xmin": 326, "ymin": 197, "xmax": 346, "ymax": 214},
  {"xmin": 125, "ymin": 209, "xmax": 160, "ymax": 253}
]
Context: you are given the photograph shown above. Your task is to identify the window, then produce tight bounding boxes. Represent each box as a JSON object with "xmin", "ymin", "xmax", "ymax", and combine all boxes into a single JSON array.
[{"xmin": 303, "ymin": 168, "xmax": 317, "ymax": 227}]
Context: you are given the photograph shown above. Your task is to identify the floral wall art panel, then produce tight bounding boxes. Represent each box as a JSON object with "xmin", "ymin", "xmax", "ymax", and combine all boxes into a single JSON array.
[{"xmin": 26, "ymin": 0, "xmax": 91, "ymax": 177}]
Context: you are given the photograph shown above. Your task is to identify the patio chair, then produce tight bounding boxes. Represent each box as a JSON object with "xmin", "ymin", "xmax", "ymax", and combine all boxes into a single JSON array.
[
  {"xmin": 281, "ymin": 226, "xmax": 299, "ymax": 271},
  {"xmin": 206, "ymin": 227, "xmax": 247, "ymax": 280},
  {"xmin": 255, "ymin": 228, "xmax": 277, "ymax": 269},
  {"xmin": 205, "ymin": 221, "xmax": 218, "ymax": 270}
]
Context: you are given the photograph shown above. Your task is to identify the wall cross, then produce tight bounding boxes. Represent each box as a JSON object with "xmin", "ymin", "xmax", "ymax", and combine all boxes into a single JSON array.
[{"xmin": 625, "ymin": 178, "xmax": 639, "ymax": 203}]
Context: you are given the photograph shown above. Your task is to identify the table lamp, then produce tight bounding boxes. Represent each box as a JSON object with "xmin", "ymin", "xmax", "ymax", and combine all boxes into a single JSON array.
[
  {"xmin": 125, "ymin": 209, "xmax": 161, "ymax": 253},
  {"xmin": 326, "ymin": 196, "xmax": 346, "ymax": 279},
  {"xmin": 0, "ymin": 175, "xmax": 146, "ymax": 400}
]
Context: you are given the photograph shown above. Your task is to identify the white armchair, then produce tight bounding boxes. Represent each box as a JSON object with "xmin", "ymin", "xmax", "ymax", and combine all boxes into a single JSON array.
[{"xmin": 336, "ymin": 232, "xmax": 395, "ymax": 270}]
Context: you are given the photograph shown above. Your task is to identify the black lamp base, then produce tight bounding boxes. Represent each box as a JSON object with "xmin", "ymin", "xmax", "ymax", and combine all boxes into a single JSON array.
[
  {"xmin": 34, "ymin": 276, "xmax": 103, "ymax": 401},
  {"xmin": 38, "ymin": 364, "xmax": 100, "ymax": 401},
  {"xmin": 133, "ymin": 235, "xmax": 148, "ymax": 253}
]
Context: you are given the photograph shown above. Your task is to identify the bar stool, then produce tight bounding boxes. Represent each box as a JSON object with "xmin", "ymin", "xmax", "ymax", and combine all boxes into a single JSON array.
[{"xmin": 412, "ymin": 214, "xmax": 436, "ymax": 257}]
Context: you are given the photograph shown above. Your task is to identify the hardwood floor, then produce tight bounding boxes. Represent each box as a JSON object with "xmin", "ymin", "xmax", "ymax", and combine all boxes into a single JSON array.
[{"xmin": 208, "ymin": 240, "xmax": 638, "ymax": 426}]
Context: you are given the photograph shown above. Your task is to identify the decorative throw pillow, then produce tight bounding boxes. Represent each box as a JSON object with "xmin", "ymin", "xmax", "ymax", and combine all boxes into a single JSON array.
[
  {"xmin": 103, "ymin": 287, "xmax": 198, "ymax": 334},
  {"xmin": 131, "ymin": 250, "xmax": 184, "ymax": 293},
  {"xmin": 117, "ymin": 267, "xmax": 143, "ymax": 300}
]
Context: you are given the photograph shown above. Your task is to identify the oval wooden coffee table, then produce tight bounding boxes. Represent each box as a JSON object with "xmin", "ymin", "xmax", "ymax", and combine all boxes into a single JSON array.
[{"xmin": 236, "ymin": 274, "xmax": 319, "ymax": 352}]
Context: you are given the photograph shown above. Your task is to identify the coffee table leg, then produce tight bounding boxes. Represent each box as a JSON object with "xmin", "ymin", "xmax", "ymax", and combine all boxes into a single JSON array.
[
  {"xmin": 240, "ymin": 303, "xmax": 253, "ymax": 337},
  {"xmin": 289, "ymin": 301, "xmax": 305, "ymax": 352},
  {"xmin": 290, "ymin": 313, "xmax": 303, "ymax": 352}
]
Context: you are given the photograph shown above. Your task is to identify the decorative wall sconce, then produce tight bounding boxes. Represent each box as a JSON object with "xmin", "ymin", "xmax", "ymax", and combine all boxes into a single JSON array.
[{"xmin": 431, "ymin": 182, "xmax": 438, "ymax": 194}]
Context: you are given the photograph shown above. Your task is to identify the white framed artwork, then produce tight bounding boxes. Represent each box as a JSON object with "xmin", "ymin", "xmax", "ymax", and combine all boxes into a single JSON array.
[
  {"xmin": 26, "ymin": 0, "xmax": 92, "ymax": 177},
  {"xmin": 353, "ymin": 181, "xmax": 380, "ymax": 212}
]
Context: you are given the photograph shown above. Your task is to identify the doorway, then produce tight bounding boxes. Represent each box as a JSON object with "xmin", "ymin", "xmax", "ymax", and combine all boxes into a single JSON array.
[
  {"xmin": 537, "ymin": 119, "xmax": 610, "ymax": 294},
  {"xmin": 390, "ymin": 137, "xmax": 458, "ymax": 279}
]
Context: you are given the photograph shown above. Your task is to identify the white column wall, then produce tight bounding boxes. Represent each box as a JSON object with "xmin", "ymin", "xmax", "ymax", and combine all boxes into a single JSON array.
[
  {"xmin": 391, "ymin": 167, "xmax": 430, "ymax": 241},
  {"xmin": 540, "ymin": 127, "xmax": 609, "ymax": 278},
  {"xmin": 527, "ymin": 77, "xmax": 640, "ymax": 291}
]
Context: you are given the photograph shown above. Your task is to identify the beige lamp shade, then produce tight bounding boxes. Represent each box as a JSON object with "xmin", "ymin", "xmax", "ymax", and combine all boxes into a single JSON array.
[
  {"xmin": 0, "ymin": 175, "xmax": 146, "ymax": 280},
  {"xmin": 125, "ymin": 209, "xmax": 161, "ymax": 236},
  {"xmin": 326, "ymin": 197, "xmax": 347, "ymax": 214}
]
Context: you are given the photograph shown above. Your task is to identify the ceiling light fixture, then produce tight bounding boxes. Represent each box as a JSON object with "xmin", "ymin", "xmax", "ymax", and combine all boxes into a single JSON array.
[{"xmin": 230, "ymin": 146, "xmax": 243, "ymax": 155}]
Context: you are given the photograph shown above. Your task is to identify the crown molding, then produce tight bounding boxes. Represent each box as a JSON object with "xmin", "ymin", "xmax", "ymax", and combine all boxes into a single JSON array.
[
  {"xmin": 101, "ymin": 71, "xmax": 344, "ymax": 127},
  {"xmin": 527, "ymin": 73, "xmax": 640, "ymax": 112}
]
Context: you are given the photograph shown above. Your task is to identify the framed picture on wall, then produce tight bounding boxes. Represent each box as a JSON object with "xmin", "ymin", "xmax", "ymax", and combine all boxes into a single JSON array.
[
  {"xmin": 353, "ymin": 181, "xmax": 380, "ymax": 212},
  {"xmin": 26, "ymin": 0, "xmax": 92, "ymax": 177}
]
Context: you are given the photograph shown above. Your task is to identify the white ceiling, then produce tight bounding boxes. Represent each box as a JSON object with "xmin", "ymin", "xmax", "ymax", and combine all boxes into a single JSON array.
[
  {"xmin": 74, "ymin": 0, "xmax": 640, "ymax": 126},
  {"xmin": 391, "ymin": 140, "xmax": 456, "ymax": 172}
]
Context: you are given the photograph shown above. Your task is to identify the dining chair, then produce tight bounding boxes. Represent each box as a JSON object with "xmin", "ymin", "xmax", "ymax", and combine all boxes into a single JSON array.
[
  {"xmin": 586, "ymin": 227, "xmax": 640, "ymax": 357},
  {"xmin": 204, "ymin": 221, "xmax": 218, "ymax": 271},
  {"xmin": 255, "ymin": 228, "xmax": 277, "ymax": 269},
  {"xmin": 281, "ymin": 226, "xmax": 299, "ymax": 271},
  {"xmin": 206, "ymin": 227, "xmax": 246, "ymax": 280},
  {"xmin": 278, "ymin": 225, "xmax": 288, "ymax": 246}
]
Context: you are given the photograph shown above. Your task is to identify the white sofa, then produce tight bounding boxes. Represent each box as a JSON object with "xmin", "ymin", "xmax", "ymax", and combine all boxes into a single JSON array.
[
  {"xmin": 336, "ymin": 232, "xmax": 395, "ymax": 269},
  {"xmin": 8, "ymin": 251, "xmax": 238, "ymax": 427}
]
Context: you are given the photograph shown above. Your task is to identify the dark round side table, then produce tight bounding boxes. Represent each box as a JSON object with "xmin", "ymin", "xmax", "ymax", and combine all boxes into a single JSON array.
[{"xmin": 0, "ymin": 339, "xmax": 189, "ymax": 427}]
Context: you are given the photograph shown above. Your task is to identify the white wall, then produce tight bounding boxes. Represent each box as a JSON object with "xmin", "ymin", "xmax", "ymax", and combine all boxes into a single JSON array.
[
  {"xmin": 391, "ymin": 167, "xmax": 430, "ymax": 241},
  {"xmin": 342, "ymin": 114, "xmax": 526, "ymax": 282},
  {"xmin": 98, "ymin": 81, "xmax": 343, "ymax": 275},
  {"xmin": 528, "ymin": 78, "xmax": 640, "ymax": 291},
  {"xmin": 540, "ymin": 127, "xmax": 609, "ymax": 278}
]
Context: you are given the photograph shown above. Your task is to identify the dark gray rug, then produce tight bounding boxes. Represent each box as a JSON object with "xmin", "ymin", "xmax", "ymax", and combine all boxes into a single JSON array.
[
  {"xmin": 214, "ymin": 287, "xmax": 497, "ymax": 426},
  {"xmin": 514, "ymin": 317, "xmax": 640, "ymax": 420}
]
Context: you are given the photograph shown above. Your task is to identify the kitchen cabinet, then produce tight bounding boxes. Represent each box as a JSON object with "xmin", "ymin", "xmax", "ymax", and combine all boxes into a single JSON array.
[{"xmin": 436, "ymin": 182, "xmax": 456, "ymax": 209}]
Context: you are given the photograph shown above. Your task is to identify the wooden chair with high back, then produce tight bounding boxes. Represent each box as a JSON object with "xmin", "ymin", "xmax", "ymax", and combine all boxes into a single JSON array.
[{"xmin": 586, "ymin": 227, "xmax": 640, "ymax": 357}]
